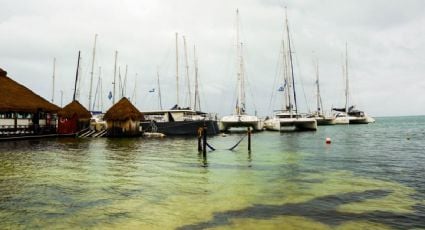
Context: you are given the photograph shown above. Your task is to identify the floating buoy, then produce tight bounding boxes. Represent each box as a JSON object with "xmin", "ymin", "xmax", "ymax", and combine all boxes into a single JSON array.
[{"xmin": 325, "ymin": 137, "xmax": 331, "ymax": 144}]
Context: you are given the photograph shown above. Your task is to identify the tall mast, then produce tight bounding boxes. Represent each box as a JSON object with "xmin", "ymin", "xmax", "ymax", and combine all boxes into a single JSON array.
[
  {"xmin": 240, "ymin": 42, "xmax": 246, "ymax": 114},
  {"xmin": 73, "ymin": 51, "xmax": 81, "ymax": 101},
  {"xmin": 345, "ymin": 42, "xmax": 349, "ymax": 113},
  {"xmin": 88, "ymin": 34, "xmax": 98, "ymax": 111},
  {"xmin": 123, "ymin": 64, "xmax": 128, "ymax": 97},
  {"xmin": 132, "ymin": 73, "xmax": 137, "ymax": 106},
  {"xmin": 285, "ymin": 7, "xmax": 297, "ymax": 116},
  {"xmin": 99, "ymin": 66, "xmax": 103, "ymax": 112},
  {"xmin": 51, "ymin": 57, "xmax": 56, "ymax": 103},
  {"xmin": 282, "ymin": 38, "xmax": 291, "ymax": 111},
  {"xmin": 183, "ymin": 36, "xmax": 192, "ymax": 108},
  {"xmin": 235, "ymin": 8, "xmax": 243, "ymax": 115},
  {"xmin": 157, "ymin": 68, "xmax": 163, "ymax": 110},
  {"xmin": 315, "ymin": 59, "xmax": 323, "ymax": 115},
  {"xmin": 175, "ymin": 32, "xmax": 180, "ymax": 106},
  {"xmin": 93, "ymin": 66, "xmax": 101, "ymax": 111},
  {"xmin": 193, "ymin": 45, "xmax": 201, "ymax": 111},
  {"xmin": 118, "ymin": 67, "xmax": 122, "ymax": 98},
  {"xmin": 112, "ymin": 51, "xmax": 118, "ymax": 104}
]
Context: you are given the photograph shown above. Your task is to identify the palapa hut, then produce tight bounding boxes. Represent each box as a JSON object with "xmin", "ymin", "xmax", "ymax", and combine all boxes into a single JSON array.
[
  {"xmin": 0, "ymin": 68, "xmax": 60, "ymax": 135},
  {"xmin": 103, "ymin": 97, "xmax": 143, "ymax": 137},
  {"xmin": 57, "ymin": 100, "xmax": 92, "ymax": 134}
]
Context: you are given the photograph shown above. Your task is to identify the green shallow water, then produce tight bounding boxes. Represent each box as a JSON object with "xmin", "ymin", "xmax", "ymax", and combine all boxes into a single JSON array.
[{"xmin": 0, "ymin": 116, "xmax": 424, "ymax": 229}]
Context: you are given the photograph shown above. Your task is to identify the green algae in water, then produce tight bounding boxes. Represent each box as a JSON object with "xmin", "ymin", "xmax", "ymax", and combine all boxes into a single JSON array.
[{"xmin": 0, "ymin": 117, "xmax": 424, "ymax": 229}]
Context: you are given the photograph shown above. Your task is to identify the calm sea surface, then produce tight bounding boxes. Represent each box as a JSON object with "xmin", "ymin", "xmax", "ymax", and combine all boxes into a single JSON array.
[{"xmin": 0, "ymin": 116, "xmax": 424, "ymax": 229}]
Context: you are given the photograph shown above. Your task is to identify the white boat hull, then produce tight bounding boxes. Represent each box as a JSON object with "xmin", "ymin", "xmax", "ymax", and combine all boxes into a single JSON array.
[
  {"xmin": 219, "ymin": 115, "xmax": 263, "ymax": 131},
  {"xmin": 349, "ymin": 115, "xmax": 375, "ymax": 124},
  {"xmin": 264, "ymin": 117, "xmax": 317, "ymax": 131}
]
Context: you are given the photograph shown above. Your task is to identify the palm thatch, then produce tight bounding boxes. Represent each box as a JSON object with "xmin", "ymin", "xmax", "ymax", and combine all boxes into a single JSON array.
[
  {"xmin": 0, "ymin": 68, "xmax": 60, "ymax": 113},
  {"xmin": 104, "ymin": 97, "xmax": 143, "ymax": 121},
  {"xmin": 58, "ymin": 100, "xmax": 91, "ymax": 119}
]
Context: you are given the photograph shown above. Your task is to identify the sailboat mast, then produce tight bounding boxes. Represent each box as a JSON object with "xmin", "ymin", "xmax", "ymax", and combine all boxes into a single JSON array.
[
  {"xmin": 132, "ymin": 73, "xmax": 137, "ymax": 106},
  {"xmin": 235, "ymin": 9, "xmax": 242, "ymax": 115},
  {"xmin": 123, "ymin": 64, "xmax": 128, "ymax": 97},
  {"xmin": 315, "ymin": 59, "xmax": 323, "ymax": 115},
  {"xmin": 193, "ymin": 45, "xmax": 201, "ymax": 111},
  {"xmin": 285, "ymin": 8, "xmax": 297, "ymax": 115},
  {"xmin": 240, "ymin": 42, "xmax": 246, "ymax": 114},
  {"xmin": 157, "ymin": 69, "xmax": 163, "ymax": 110},
  {"xmin": 183, "ymin": 36, "xmax": 192, "ymax": 108},
  {"xmin": 175, "ymin": 32, "xmax": 180, "ymax": 106},
  {"xmin": 73, "ymin": 51, "xmax": 81, "ymax": 101},
  {"xmin": 51, "ymin": 57, "xmax": 56, "ymax": 103},
  {"xmin": 112, "ymin": 50, "xmax": 118, "ymax": 104},
  {"xmin": 88, "ymin": 34, "xmax": 98, "ymax": 111},
  {"xmin": 93, "ymin": 68, "xmax": 101, "ymax": 111},
  {"xmin": 345, "ymin": 42, "xmax": 349, "ymax": 113}
]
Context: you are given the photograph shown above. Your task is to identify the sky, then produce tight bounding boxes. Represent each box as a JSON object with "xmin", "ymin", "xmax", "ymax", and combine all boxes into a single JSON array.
[{"xmin": 1, "ymin": 0, "xmax": 424, "ymax": 117}]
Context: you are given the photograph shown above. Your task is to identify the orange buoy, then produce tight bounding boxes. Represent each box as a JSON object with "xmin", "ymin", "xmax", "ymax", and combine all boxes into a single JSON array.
[{"xmin": 325, "ymin": 137, "xmax": 331, "ymax": 144}]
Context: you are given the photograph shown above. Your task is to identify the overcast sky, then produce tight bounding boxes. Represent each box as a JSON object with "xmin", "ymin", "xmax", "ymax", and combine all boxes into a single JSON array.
[{"xmin": 1, "ymin": 0, "xmax": 424, "ymax": 117}]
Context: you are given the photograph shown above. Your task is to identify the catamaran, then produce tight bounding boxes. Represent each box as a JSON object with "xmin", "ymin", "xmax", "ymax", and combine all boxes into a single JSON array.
[
  {"xmin": 264, "ymin": 8, "xmax": 317, "ymax": 131},
  {"xmin": 332, "ymin": 43, "xmax": 375, "ymax": 124},
  {"xmin": 219, "ymin": 9, "xmax": 263, "ymax": 132}
]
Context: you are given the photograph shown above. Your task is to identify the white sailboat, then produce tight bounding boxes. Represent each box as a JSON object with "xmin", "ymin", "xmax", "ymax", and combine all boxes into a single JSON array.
[
  {"xmin": 309, "ymin": 60, "xmax": 336, "ymax": 125},
  {"xmin": 264, "ymin": 9, "xmax": 317, "ymax": 131},
  {"xmin": 219, "ymin": 9, "xmax": 263, "ymax": 132},
  {"xmin": 332, "ymin": 43, "xmax": 375, "ymax": 124}
]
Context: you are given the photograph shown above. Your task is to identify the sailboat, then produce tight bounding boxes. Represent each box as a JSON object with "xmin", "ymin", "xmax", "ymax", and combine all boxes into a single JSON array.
[
  {"xmin": 141, "ymin": 34, "xmax": 219, "ymax": 135},
  {"xmin": 219, "ymin": 9, "xmax": 263, "ymax": 132},
  {"xmin": 264, "ymin": 9, "xmax": 317, "ymax": 131},
  {"xmin": 332, "ymin": 43, "xmax": 375, "ymax": 124},
  {"xmin": 308, "ymin": 60, "xmax": 336, "ymax": 125}
]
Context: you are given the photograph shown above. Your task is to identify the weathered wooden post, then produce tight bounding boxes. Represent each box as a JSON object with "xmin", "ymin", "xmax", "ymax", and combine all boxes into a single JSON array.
[
  {"xmin": 247, "ymin": 126, "xmax": 251, "ymax": 152},
  {"xmin": 202, "ymin": 126, "xmax": 207, "ymax": 158},
  {"xmin": 197, "ymin": 127, "xmax": 203, "ymax": 152}
]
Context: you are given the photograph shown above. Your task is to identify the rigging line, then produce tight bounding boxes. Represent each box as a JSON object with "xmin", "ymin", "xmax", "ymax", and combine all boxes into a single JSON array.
[{"xmin": 268, "ymin": 40, "xmax": 284, "ymax": 113}]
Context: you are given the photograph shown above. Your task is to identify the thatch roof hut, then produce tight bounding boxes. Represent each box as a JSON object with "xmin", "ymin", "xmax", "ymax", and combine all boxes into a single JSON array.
[
  {"xmin": 0, "ymin": 68, "xmax": 60, "ymax": 113},
  {"xmin": 57, "ymin": 100, "xmax": 92, "ymax": 134},
  {"xmin": 58, "ymin": 100, "xmax": 91, "ymax": 120},
  {"xmin": 104, "ymin": 97, "xmax": 143, "ymax": 137},
  {"xmin": 104, "ymin": 97, "xmax": 143, "ymax": 121}
]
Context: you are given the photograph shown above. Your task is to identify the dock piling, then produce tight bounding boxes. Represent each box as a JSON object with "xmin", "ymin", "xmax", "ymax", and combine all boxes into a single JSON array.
[
  {"xmin": 202, "ymin": 126, "xmax": 207, "ymax": 158},
  {"xmin": 198, "ymin": 127, "xmax": 203, "ymax": 152},
  {"xmin": 248, "ymin": 127, "xmax": 251, "ymax": 152}
]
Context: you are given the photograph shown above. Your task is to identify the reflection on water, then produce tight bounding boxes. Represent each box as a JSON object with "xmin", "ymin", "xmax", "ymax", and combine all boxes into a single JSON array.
[{"xmin": 0, "ymin": 117, "xmax": 424, "ymax": 229}]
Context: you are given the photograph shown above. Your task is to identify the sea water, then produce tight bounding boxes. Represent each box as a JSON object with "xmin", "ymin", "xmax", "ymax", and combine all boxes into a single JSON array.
[{"xmin": 0, "ymin": 116, "xmax": 424, "ymax": 229}]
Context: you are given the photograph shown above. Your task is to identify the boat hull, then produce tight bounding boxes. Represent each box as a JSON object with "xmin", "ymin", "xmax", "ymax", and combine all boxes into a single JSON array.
[
  {"xmin": 219, "ymin": 115, "xmax": 263, "ymax": 132},
  {"xmin": 141, "ymin": 120, "xmax": 219, "ymax": 135},
  {"xmin": 349, "ymin": 115, "xmax": 375, "ymax": 124},
  {"xmin": 264, "ymin": 117, "xmax": 317, "ymax": 131},
  {"xmin": 314, "ymin": 117, "xmax": 336, "ymax": 126}
]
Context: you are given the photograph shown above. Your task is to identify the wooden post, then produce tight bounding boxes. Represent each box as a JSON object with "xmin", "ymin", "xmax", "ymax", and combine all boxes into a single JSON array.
[
  {"xmin": 197, "ymin": 127, "xmax": 202, "ymax": 152},
  {"xmin": 248, "ymin": 126, "xmax": 251, "ymax": 152},
  {"xmin": 202, "ymin": 126, "xmax": 207, "ymax": 158}
]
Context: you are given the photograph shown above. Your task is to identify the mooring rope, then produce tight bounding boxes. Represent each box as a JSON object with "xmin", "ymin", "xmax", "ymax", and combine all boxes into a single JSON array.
[{"xmin": 204, "ymin": 134, "xmax": 247, "ymax": 151}]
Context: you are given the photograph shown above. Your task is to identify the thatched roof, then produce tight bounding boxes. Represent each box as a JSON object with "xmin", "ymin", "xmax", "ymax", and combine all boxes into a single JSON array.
[
  {"xmin": 104, "ymin": 97, "xmax": 143, "ymax": 121},
  {"xmin": 57, "ymin": 100, "xmax": 91, "ymax": 119},
  {"xmin": 0, "ymin": 68, "xmax": 60, "ymax": 113}
]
